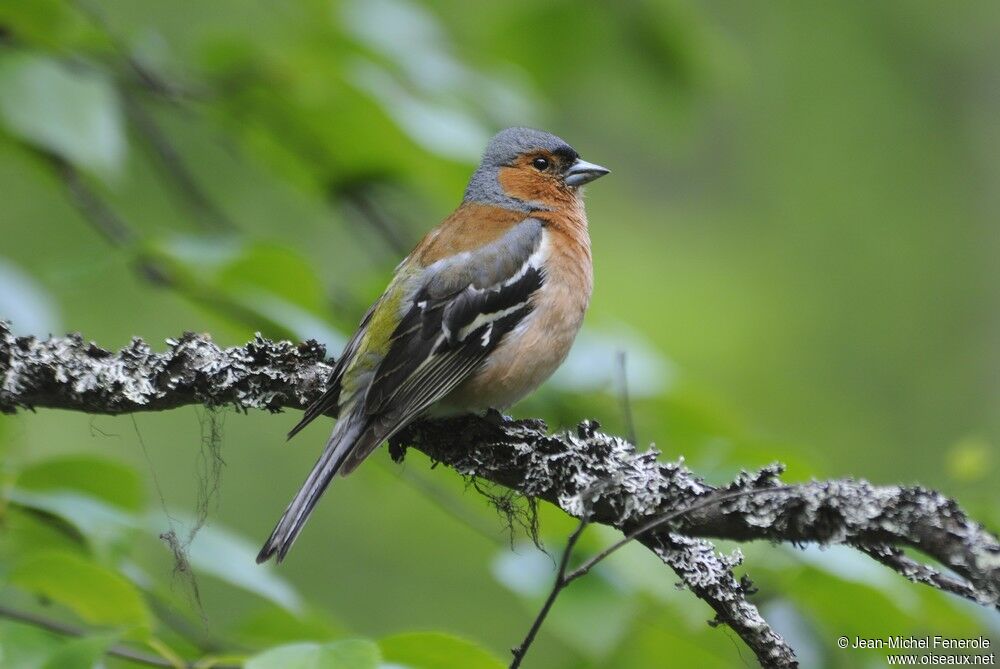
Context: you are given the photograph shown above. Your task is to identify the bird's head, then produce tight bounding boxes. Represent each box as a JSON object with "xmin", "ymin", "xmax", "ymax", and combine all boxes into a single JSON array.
[{"xmin": 464, "ymin": 127, "xmax": 609, "ymax": 212}]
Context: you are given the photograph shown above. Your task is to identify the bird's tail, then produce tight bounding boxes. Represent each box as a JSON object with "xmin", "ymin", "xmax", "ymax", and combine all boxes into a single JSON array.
[{"xmin": 256, "ymin": 405, "xmax": 368, "ymax": 564}]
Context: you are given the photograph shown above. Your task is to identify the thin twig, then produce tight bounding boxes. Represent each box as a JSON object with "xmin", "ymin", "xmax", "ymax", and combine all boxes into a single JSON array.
[
  {"xmin": 509, "ymin": 516, "xmax": 590, "ymax": 669},
  {"xmin": 59, "ymin": 2, "xmax": 234, "ymax": 232},
  {"xmin": 51, "ymin": 156, "xmax": 174, "ymax": 285},
  {"xmin": 569, "ymin": 486, "xmax": 791, "ymax": 583},
  {"xmin": 69, "ymin": 0, "xmax": 198, "ymax": 101},
  {"xmin": 52, "ymin": 157, "xmax": 135, "ymax": 246},
  {"xmin": 48, "ymin": 157, "xmax": 310, "ymax": 338},
  {"xmin": 509, "ymin": 486, "xmax": 792, "ymax": 668},
  {"xmin": 339, "ymin": 184, "xmax": 413, "ymax": 256},
  {"xmin": 123, "ymin": 94, "xmax": 236, "ymax": 232},
  {"xmin": 0, "ymin": 603, "xmax": 240, "ymax": 669}
]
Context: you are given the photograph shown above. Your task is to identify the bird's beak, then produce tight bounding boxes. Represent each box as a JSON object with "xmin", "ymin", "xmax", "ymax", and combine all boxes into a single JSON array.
[{"xmin": 564, "ymin": 158, "xmax": 610, "ymax": 187}]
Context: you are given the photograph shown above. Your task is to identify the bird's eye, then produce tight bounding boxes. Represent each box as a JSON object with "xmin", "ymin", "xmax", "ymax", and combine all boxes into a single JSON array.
[{"xmin": 532, "ymin": 157, "xmax": 550, "ymax": 171}]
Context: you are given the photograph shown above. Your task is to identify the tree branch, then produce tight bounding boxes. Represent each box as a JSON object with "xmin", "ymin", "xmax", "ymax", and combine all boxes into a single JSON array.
[
  {"xmin": 0, "ymin": 323, "xmax": 331, "ymax": 415},
  {"xmin": 4, "ymin": 324, "xmax": 999, "ymax": 667}
]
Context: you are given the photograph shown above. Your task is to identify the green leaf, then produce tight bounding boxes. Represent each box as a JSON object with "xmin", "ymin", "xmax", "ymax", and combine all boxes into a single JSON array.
[
  {"xmin": 601, "ymin": 603, "xmax": 739, "ymax": 668},
  {"xmin": 40, "ymin": 635, "xmax": 114, "ymax": 669},
  {"xmin": 228, "ymin": 605, "xmax": 347, "ymax": 649},
  {"xmin": 340, "ymin": 0, "xmax": 533, "ymax": 163},
  {"xmin": 16, "ymin": 455, "xmax": 145, "ymax": 511},
  {"xmin": 217, "ymin": 243, "xmax": 327, "ymax": 313},
  {"xmin": 379, "ymin": 632, "xmax": 504, "ymax": 669},
  {"xmin": 348, "ymin": 59, "xmax": 487, "ymax": 163},
  {"xmin": 7, "ymin": 486, "xmax": 304, "ymax": 617},
  {"xmin": 0, "ymin": 0, "xmax": 94, "ymax": 51},
  {"xmin": 149, "ymin": 237, "xmax": 325, "ymax": 311},
  {"xmin": 0, "ymin": 506, "xmax": 86, "ymax": 566},
  {"xmin": 8, "ymin": 551, "xmax": 151, "ymax": 633},
  {"xmin": 245, "ymin": 639, "xmax": 380, "ymax": 669},
  {"xmin": 144, "ymin": 236, "xmax": 346, "ymax": 348},
  {"xmin": 0, "ymin": 621, "xmax": 62, "ymax": 669},
  {"xmin": 0, "ymin": 52, "xmax": 125, "ymax": 177},
  {"xmin": 7, "ymin": 489, "xmax": 138, "ymax": 555}
]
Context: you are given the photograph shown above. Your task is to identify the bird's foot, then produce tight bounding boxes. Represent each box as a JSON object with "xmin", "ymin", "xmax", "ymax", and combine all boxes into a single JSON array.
[{"xmin": 479, "ymin": 407, "xmax": 514, "ymax": 427}]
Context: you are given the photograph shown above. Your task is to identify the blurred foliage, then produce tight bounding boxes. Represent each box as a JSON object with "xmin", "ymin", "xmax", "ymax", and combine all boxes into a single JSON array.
[{"xmin": 0, "ymin": 0, "xmax": 998, "ymax": 667}]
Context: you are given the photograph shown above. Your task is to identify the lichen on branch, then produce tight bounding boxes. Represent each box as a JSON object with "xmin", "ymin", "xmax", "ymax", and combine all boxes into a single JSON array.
[{"xmin": 4, "ymin": 322, "xmax": 999, "ymax": 668}]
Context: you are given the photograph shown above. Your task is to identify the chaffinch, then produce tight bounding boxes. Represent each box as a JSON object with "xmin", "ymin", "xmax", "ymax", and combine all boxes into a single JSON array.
[{"xmin": 258, "ymin": 127, "xmax": 609, "ymax": 563}]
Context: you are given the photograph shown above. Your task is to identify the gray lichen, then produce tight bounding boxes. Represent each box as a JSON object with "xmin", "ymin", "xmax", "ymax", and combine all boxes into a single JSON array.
[
  {"xmin": 1, "ymin": 323, "xmax": 332, "ymax": 415},
  {"xmin": 4, "ymin": 322, "xmax": 1000, "ymax": 668}
]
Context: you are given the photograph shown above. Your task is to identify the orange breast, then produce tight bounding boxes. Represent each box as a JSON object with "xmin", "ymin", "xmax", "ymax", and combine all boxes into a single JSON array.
[{"xmin": 441, "ymin": 208, "xmax": 592, "ymax": 411}]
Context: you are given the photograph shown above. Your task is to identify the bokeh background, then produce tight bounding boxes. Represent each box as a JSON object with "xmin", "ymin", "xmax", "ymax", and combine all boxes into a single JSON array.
[{"xmin": 1, "ymin": 0, "xmax": 998, "ymax": 667}]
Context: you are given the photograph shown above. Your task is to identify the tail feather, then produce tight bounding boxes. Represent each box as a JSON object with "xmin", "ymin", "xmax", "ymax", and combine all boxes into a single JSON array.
[{"xmin": 257, "ymin": 408, "xmax": 368, "ymax": 564}]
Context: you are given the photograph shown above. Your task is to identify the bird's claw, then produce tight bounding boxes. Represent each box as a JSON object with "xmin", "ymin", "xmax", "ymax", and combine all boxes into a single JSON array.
[{"xmin": 480, "ymin": 407, "xmax": 514, "ymax": 427}]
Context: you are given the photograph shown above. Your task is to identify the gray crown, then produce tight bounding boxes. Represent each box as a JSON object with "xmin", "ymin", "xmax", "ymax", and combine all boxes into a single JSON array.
[{"xmin": 463, "ymin": 127, "xmax": 577, "ymax": 211}]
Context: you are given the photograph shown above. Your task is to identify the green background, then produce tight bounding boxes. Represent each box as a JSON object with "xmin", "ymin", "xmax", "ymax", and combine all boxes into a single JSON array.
[{"xmin": 0, "ymin": 1, "xmax": 997, "ymax": 667}]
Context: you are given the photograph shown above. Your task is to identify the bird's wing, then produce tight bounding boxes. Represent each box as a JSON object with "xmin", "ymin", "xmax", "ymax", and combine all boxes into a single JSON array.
[
  {"xmin": 362, "ymin": 217, "xmax": 546, "ymax": 420},
  {"xmin": 288, "ymin": 215, "xmax": 546, "ymax": 444},
  {"xmin": 286, "ymin": 300, "xmax": 379, "ymax": 440},
  {"xmin": 331, "ymin": 216, "xmax": 547, "ymax": 474}
]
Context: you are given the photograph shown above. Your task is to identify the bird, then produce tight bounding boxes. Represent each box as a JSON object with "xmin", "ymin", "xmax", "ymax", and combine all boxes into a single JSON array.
[{"xmin": 257, "ymin": 127, "xmax": 609, "ymax": 564}]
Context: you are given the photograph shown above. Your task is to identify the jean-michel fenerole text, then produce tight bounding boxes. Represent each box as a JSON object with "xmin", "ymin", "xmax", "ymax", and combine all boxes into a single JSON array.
[{"xmin": 851, "ymin": 636, "xmax": 992, "ymax": 650}]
